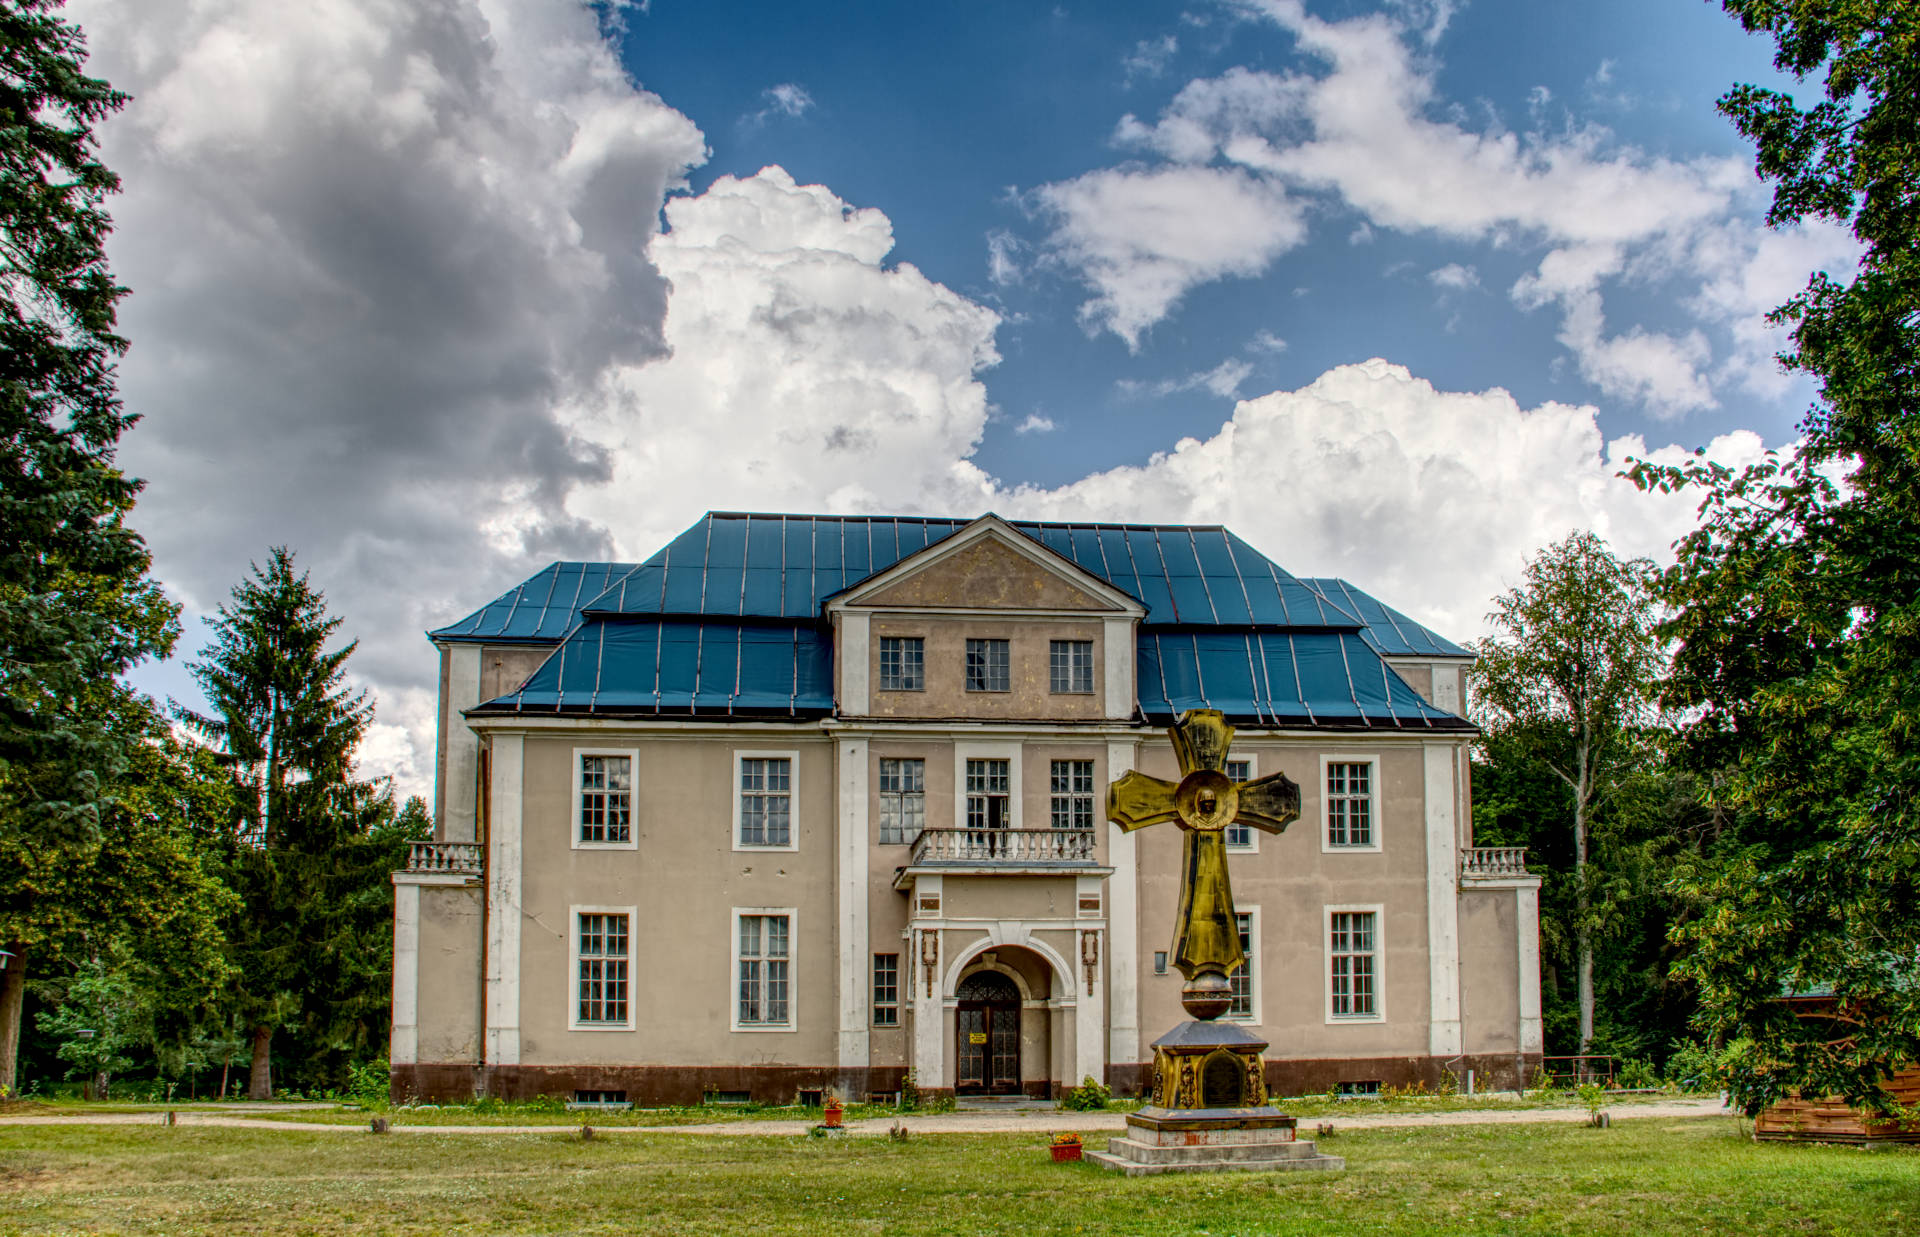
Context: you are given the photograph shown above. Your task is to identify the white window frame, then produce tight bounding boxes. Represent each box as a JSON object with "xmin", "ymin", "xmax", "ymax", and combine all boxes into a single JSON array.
[
  {"xmin": 1227, "ymin": 905, "xmax": 1261, "ymax": 1025},
  {"xmin": 1048, "ymin": 639, "xmax": 1095, "ymax": 695},
  {"xmin": 1048, "ymin": 758, "xmax": 1097, "ymax": 830},
  {"xmin": 1320, "ymin": 754, "xmax": 1383, "ymax": 854},
  {"xmin": 571, "ymin": 747, "xmax": 640, "ymax": 851},
  {"xmin": 569, "ymin": 904, "xmax": 637, "ymax": 1031},
  {"xmin": 877, "ymin": 635, "xmax": 925, "ymax": 692},
  {"xmin": 952, "ymin": 742, "xmax": 1022, "ymax": 832},
  {"xmin": 1323, "ymin": 903, "xmax": 1386, "ymax": 1024},
  {"xmin": 964, "ymin": 637, "xmax": 1011, "ymax": 693},
  {"xmin": 731, "ymin": 906, "xmax": 798, "ymax": 1033},
  {"xmin": 733, "ymin": 750, "xmax": 800, "ymax": 852},
  {"xmin": 1224, "ymin": 755, "xmax": 1259, "ymax": 853},
  {"xmin": 872, "ymin": 952, "xmax": 901, "ymax": 1027},
  {"xmin": 877, "ymin": 756, "xmax": 926, "ymax": 845}
]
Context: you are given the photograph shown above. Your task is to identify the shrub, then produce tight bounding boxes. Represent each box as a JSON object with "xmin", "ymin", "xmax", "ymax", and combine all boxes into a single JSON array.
[
  {"xmin": 1664, "ymin": 1040, "xmax": 1726, "ymax": 1094},
  {"xmin": 1060, "ymin": 1075, "xmax": 1111, "ymax": 1111},
  {"xmin": 346, "ymin": 1058, "xmax": 390, "ymax": 1103}
]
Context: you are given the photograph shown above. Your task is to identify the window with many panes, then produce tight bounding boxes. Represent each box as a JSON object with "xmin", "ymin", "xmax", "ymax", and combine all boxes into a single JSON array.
[
  {"xmin": 1049, "ymin": 640, "xmax": 1094, "ymax": 694},
  {"xmin": 578, "ymin": 754, "xmax": 632, "ymax": 844},
  {"xmin": 878, "ymin": 637, "xmax": 924, "ymax": 691},
  {"xmin": 737, "ymin": 914, "xmax": 790, "ymax": 1026},
  {"xmin": 1326, "ymin": 762, "xmax": 1373, "ymax": 847},
  {"xmin": 1229, "ymin": 910, "xmax": 1256, "ymax": 1021},
  {"xmin": 1050, "ymin": 759, "xmax": 1095, "ymax": 829},
  {"xmin": 1224, "ymin": 759, "xmax": 1253, "ymax": 849},
  {"xmin": 738, "ymin": 756, "xmax": 792, "ymax": 847},
  {"xmin": 878, "ymin": 758, "xmax": 925, "ymax": 844},
  {"xmin": 965, "ymin": 758, "xmax": 1011, "ymax": 829},
  {"xmin": 964, "ymin": 638, "xmax": 1010, "ymax": 692},
  {"xmin": 577, "ymin": 913, "xmax": 629, "ymax": 1024},
  {"xmin": 1329, "ymin": 911, "xmax": 1377, "ymax": 1018},
  {"xmin": 872, "ymin": 953, "xmax": 900, "ymax": 1026}
]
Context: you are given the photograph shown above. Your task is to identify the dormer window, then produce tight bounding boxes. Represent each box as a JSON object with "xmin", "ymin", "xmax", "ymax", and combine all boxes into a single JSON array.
[
  {"xmin": 965, "ymin": 639, "xmax": 1010, "ymax": 692},
  {"xmin": 879, "ymin": 636, "xmax": 924, "ymax": 691}
]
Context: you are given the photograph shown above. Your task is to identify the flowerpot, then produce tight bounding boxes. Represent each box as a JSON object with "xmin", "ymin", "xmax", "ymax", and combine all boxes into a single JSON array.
[
  {"xmin": 1050, "ymin": 1144, "xmax": 1082, "ymax": 1162},
  {"xmin": 823, "ymin": 1106, "xmax": 844, "ymax": 1129}
]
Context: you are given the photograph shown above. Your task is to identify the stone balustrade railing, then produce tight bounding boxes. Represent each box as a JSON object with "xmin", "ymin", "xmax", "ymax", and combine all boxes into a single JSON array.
[
  {"xmin": 405, "ymin": 841, "xmax": 484, "ymax": 874},
  {"xmin": 909, "ymin": 828, "xmax": 1098, "ymax": 866},
  {"xmin": 1459, "ymin": 846, "xmax": 1529, "ymax": 879}
]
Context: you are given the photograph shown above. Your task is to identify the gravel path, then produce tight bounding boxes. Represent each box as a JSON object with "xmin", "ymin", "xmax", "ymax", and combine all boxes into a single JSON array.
[{"xmin": 0, "ymin": 1096, "xmax": 1729, "ymax": 1137}]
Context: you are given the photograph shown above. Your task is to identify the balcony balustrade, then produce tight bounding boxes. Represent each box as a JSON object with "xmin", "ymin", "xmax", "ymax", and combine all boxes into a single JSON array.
[
  {"xmin": 1459, "ymin": 846, "xmax": 1529, "ymax": 879},
  {"xmin": 908, "ymin": 828, "xmax": 1098, "ymax": 867},
  {"xmin": 404, "ymin": 841, "xmax": 484, "ymax": 875}
]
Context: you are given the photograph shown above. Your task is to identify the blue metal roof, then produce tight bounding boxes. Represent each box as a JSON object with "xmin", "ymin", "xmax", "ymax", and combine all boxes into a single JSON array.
[
  {"xmin": 450, "ymin": 513, "xmax": 1469, "ymax": 729},
  {"xmin": 1138, "ymin": 630, "xmax": 1461, "ymax": 728},
  {"xmin": 487, "ymin": 619, "xmax": 834, "ymax": 716},
  {"xmin": 1302, "ymin": 578, "xmax": 1473, "ymax": 659},
  {"xmin": 431, "ymin": 561, "xmax": 639, "ymax": 644},
  {"xmin": 576, "ymin": 512, "xmax": 1356, "ymax": 628}
]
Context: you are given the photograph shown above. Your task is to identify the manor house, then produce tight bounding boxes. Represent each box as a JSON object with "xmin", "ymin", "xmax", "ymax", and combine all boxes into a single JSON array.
[{"xmin": 391, "ymin": 512, "xmax": 1541, "ymax": 1104}]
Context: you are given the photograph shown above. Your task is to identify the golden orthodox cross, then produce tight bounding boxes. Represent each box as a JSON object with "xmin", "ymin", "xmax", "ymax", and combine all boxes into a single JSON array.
[{"xmin": 1107, "ymin": 709, "xmax": 1301, "ymax": 1021}]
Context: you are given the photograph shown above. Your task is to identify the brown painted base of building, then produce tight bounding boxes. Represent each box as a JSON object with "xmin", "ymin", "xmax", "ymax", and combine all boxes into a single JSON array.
[
  {"xmin": 1110, "ymin": 1053, "xmax": 1540, "ymax": 1099},
  {"xmin": 395, "ymin": 1053, "xmax": 1540, "ymax": 1107},
  {"xmin": 392, "ymin": 1063, "xmax": 913, "ymax": 1107}
]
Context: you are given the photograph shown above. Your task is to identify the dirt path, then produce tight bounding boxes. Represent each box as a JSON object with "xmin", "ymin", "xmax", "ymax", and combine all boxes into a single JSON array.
[{"xmin": 0, "ymin": 1096, "xmax": 1729, "ymax": 1137}]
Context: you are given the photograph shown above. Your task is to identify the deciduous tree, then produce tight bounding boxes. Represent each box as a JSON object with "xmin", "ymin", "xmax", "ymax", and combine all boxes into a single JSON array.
[
  {"xmin": 1628, "ymin": 0, "xmax": 1920, "ymax": 1113},
  {"xmin": 1468, "ymin": 531, "xmax": 1665, "ymax": 1054}
]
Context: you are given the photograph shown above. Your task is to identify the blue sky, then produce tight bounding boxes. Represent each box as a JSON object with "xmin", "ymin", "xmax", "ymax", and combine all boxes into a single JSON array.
[
  {"xmin": 622, "ymin": 0, "xmax": 1813, "ymax": 486},
  {"xmin": 78, "ymin": 0, "xmax": 1848, "ymax": 793}
]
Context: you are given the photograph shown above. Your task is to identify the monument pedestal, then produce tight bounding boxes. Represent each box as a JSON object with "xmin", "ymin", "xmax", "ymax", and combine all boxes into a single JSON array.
[
  {"xmin": 1089, "ymin": 1020, "xmax": 1343, "ymax": 1175},
  {"xmin": 1087, "ymin": 1105, "xmax": 1344, "ymax": 1176}
]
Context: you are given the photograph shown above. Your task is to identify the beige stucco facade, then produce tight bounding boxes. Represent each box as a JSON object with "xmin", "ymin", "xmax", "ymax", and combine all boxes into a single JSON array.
[{"xmin": 393, "ymin": 516, "xmax": 1540, "ymax": 1104}]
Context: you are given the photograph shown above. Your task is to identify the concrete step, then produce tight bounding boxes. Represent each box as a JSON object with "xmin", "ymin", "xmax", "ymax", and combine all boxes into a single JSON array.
[
  {"xmin": 1086, "ymin": 1148, "xmax": 1346, "ymax": 1177},
  {"xmin": 1102, "ymin": 1136, "xmax": 1330, "ymax": 1166}
]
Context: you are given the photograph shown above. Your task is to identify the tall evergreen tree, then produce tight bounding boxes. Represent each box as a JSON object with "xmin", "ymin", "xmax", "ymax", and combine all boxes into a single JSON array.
[
  {"xmin": 1467, "ymin": 531, "xmax": 1666, "ymax": 1054},
  {"xmin": 180, "ymin": 548, "xmax": 389, "ymax": 1099},
  {"xmin": 0, "ymin": 0, "xmax": 179, "ymax": 1087},
  {"xmin": 1629, "ymin": 0, "xmax": 1920, "ymax": 1112}
]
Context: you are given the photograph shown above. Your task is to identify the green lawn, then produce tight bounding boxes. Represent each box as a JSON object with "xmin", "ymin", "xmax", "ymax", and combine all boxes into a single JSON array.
[{"xmin": 2, "ymin": 1118, "xmax": 1914, "ymax": 1235}]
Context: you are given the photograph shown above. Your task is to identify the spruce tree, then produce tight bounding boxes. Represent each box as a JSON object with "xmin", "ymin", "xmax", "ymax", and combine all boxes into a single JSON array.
[
  {"xmin": 181, "ymin": 548, "xmax": 383, "ymax": 1099},
  {"xmin": 0, "ymin": 0, "xmax": 178, "ymax": 1093}
]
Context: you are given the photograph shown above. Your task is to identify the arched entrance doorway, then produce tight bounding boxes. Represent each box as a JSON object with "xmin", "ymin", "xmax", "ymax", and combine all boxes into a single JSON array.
[{"xmin": 955, "ymin": 971, "xmax": 1021, "ymax": 1095}]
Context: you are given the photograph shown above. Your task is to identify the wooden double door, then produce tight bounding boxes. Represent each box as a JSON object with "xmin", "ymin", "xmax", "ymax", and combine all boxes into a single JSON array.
[{"xmin": 955, "ymin": 971, "xmax": 1021, "ymax": 1095}]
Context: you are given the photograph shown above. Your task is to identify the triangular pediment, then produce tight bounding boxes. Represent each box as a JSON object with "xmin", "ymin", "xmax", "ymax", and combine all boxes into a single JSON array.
[{"xmin": 829, "ymin": 516, "xmax": 1143, "ymax": 616}]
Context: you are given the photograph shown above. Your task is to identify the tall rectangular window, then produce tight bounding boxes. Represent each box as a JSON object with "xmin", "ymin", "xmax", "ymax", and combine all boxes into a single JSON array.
[
  {"xmin": 577, "ymin": 913, "xmax": 629, "ymax": 1024},
  {"xmin": 1224, "ymin": 759, "xmax": 1253, "ymax": 849},
  {"xmin": 878, "ymin": 758, "xmax": 925, "ymax": 844},
  {"xmin": 878, "ymin": 637, "xmax": 924, "ymax": 691},
  {"xmin": 1329, "ymin": 911, "xmax": 1377, "ymax": 1018},
  {"xmin": 738, "ymin": 914, "xmax": 790, "ymax": 1026},
  {"xmin": 965, "ymin": 638, "xmax": 1010, "ymax": 692},
  {"xmin": 1327, "ymin": 762, "xmax": 1373, "ymax": 847},
  {"xmin": 738, "ymin": 757, "xmax": 792, "ymax": 847},
  {"xmin": 1049, "ymin": 640, "xmax": 1094, "ymax": 694},
  {"xmin": 1050, "ymin": 759, "xmax": 1095, "ymax": 829},
  {"xmin": 965, "ymin": 758, "xmax": 1011, "ymax": 829},
  {"xmin": 578, "ymin": 755, "xmax": 632, "ymax": 844},
  {"xmin": 1229, "ymin": 911, "xmax": 1255, "ymax": 1021},
  {"xmin": 872, "ymin": 953, "xmax": 900, "ymax": 1026}
]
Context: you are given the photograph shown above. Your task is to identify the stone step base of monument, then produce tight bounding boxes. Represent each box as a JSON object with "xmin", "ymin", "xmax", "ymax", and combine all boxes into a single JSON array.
[
  {"xmin": 1087, "ymin": 1106, "xmax": 1344, "ymax": 1176},
  {"xmin": 1087, "ymin": 1136, "xmax": 1344, "ymax": 1176}
]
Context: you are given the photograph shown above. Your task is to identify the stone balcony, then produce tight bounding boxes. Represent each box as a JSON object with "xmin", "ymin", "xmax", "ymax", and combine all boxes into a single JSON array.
[
  {"xmin": 893, "ymin": 828, "xmax": 1109, "ymax": 888},
  {"xmin": 1459, "ymin": 846, "xmax": 1530, "ymax": 882},
  {"xmin": 397, "ymin": 841, "xmax": 484, "ymax": 880}
]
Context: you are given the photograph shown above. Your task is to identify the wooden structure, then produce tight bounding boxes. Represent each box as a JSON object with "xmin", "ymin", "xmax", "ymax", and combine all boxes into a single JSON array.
[{"xmin": 1755, "ymin": 1064, "xmax": 1920, "ymax": 1144}]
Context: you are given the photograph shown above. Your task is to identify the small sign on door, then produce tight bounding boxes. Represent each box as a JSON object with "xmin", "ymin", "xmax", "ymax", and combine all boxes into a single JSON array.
[{"xmin": 968, "ymin": 1032, "xmax": 987, "ymax": 1045}]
